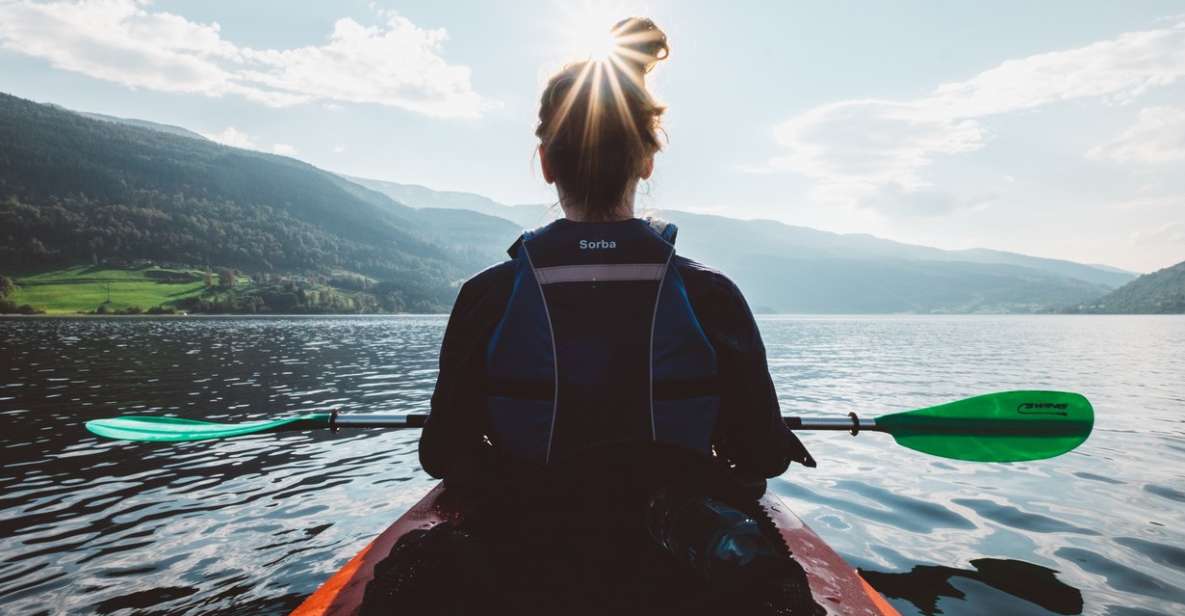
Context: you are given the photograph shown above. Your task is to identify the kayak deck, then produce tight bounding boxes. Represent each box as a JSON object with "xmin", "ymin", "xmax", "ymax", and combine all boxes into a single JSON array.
[{"xmin": 291, "ymin": 484, "xmax": 898, "ymax": 616}]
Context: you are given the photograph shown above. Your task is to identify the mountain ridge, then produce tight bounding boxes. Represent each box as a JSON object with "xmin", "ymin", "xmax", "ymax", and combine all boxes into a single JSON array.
[
  {"xmin": 1064, "ymin": 260, "xmax": 1185, "ymax": 314},
  {"xmin": 350, "ymin": 176, "xmax": 1135, "ymax": 290},
  {"xmin": 0, "ymin": 92, "xmax": 1142, "ymax": 314},
  {"xmin": 348, "ymin": 177, "xmax": 1133, "ymax": 313},
  {"xmin": 48, "ymin": 107, "xmax": 1132, "ymax": 289},
  {"xmin": 353, "ymin": 174, "xmax": 1137, "ymax": 287},
  {"xmin": 0, "ymin": 92, "xmax": 497, "ymax": 311}
]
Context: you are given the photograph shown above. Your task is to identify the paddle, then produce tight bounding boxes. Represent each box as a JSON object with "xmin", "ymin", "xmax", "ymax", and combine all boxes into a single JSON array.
[
  {"xmin": 85, "ymin": 390, "xmax": 1092, "ymax": 463},
  {"xmin": 787, "ymin": 390, "xmax": 1093, "ymax": 462}
]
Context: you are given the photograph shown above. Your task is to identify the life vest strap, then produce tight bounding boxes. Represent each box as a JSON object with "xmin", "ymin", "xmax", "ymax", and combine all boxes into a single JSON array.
[{"xmin": 534, "ymin": 263, "xmax": 667, "ymax": 285}]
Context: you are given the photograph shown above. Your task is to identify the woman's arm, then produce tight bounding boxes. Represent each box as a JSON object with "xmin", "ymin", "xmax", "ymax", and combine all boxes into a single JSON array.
[
  {"xmin": 419, "ymin": 262, "xmax": 516, "ymax": 479},
  {"xmin": 677, "ymin": 258, "xmax": 814, "ymax": 477}
]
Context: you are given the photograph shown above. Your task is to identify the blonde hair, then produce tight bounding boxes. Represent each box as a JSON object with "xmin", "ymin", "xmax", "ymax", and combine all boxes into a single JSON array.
[{"xmin": 536, "ymin": 17, "xmax": 669, "ymax": 220}]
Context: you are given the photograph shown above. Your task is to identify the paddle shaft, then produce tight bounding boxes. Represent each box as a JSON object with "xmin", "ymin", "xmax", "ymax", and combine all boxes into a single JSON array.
[
  {"xmin": 332, "ymin": 414, "xmax": 1079, "ymax": 436},
  {"xmin": 328, "ymin": 413, "xmax": 881, "ymax": 432},
  {"xmin": 333, "ymin": 413, "xmax": 427, "ymax": 429},
  {"xmin": 787, "ymin": 416, "xmax": 882, "ymax": 432}
]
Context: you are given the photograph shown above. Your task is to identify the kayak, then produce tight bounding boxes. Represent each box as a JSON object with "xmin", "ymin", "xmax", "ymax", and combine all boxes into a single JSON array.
[{"xmin": 290, "ymin": 483, "xmax": 900, "ymax": 616}]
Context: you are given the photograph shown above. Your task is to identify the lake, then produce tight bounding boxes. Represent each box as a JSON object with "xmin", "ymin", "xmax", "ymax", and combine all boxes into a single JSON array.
[{"xmin": 1, "ymin": 315, "xmax": 1182, "ymax": 615}]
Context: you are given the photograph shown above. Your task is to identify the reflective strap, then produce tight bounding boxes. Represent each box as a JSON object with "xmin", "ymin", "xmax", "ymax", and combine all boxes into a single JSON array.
[
  {"xmin": 519, "ymin": 242, "xmax": 560, "ymax": 465},
  {"xmin": 534, "ymin": 263, "xmax": 667, "ymax": 285}
]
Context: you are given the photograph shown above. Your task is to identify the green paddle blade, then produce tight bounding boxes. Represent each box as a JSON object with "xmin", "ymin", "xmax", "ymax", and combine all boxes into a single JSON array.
[
  {"xmin": 875, "ymin": 391, "xmax": 1093, "ymax": 462},
  {"xmin": 85, "ymin": 413, "xmax": 331, "ymax": 442}
]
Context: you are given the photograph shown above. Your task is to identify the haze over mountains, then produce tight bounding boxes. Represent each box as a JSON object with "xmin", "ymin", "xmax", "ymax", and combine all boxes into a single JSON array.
[
  {"xmin": 348, "ymin": 177, "xmax": 1136, "ymax": 313},
  {"xmin": 0, "ymin": 91, "xmax": 1149, "ymax": 314}
]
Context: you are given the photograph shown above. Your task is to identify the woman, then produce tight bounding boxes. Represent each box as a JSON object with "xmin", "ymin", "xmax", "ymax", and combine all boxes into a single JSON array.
[
  {"xmin": 390, "ymin": 18, "xmax": 821, "ymax": 615},
  {"xmin": 421, "ymin": 17, "xmax": 811, "ymax": 486}
]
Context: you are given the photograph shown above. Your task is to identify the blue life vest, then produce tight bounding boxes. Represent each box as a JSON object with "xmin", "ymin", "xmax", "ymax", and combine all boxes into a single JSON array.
[{"xmin": 486, "ymin": 218, "xmax": 719, "ymax": 464}]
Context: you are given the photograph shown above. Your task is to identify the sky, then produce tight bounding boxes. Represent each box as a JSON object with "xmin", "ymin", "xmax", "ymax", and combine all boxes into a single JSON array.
[{"xmin": 0, "ymin": 0, "xmax": 1183, "ymax": 272}]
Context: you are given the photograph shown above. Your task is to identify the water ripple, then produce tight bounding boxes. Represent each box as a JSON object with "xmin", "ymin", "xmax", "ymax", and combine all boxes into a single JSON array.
[{"xmin": 1, "ymin": 314, "xmax": 1183, "ymax": 615}]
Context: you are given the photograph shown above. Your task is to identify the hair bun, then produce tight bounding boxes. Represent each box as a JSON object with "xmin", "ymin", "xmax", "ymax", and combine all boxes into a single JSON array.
[{"xmin": 611, "ymin": 17, "xmax": 669, "ymax": 74}]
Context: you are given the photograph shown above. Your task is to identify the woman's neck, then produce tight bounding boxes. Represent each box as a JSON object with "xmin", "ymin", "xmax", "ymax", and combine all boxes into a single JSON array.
[
  {"xmin": 561, "ymin": 205, "xmax": 635, "ymax": 222},
  {"xmin": 557, "ymin": 186, "xmax": 637, "ymax": 222}
]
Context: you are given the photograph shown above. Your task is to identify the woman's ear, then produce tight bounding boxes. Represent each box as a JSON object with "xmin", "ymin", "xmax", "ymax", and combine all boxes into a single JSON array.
[
  {"xmin": 639, "ymin": 155, "xmax": 654, "ymax": 180},
  {"xmin": 539, "ymin": 145, "xmax": 556, "ymax": 184}
]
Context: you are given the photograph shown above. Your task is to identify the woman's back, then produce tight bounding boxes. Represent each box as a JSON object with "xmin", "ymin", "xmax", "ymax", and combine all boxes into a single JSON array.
[
  {"xmin": 419, "ymin": 217, "xmax": 812, "ymax": 480},
  {"xmin": 486, "ymin": 217, "xmax": 716, "ymax": 463}
]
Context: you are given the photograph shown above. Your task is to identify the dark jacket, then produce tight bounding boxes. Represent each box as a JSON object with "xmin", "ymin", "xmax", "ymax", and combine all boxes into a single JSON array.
[{"xmin": 420, "ymin": 221, "xmax": 811, "ymax": 480}]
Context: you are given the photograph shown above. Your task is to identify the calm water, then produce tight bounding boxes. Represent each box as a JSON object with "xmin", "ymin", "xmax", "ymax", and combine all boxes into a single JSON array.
[{"xmin": 1, "ymin": 315, "xmax": 1182, "ymax": 615}]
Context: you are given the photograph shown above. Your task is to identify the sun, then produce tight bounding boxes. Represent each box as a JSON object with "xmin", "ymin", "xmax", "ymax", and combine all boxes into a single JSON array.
[
  {"xmin": 539, "ymin": 2, "xmax": 661, "ymax": 152},
  {"xmin": 572, "ymin": 26, "xmax": 621, "ymax": 62},
  {"xmin": 551, "ymin": 1, "xmax": 643, "ymax": 63}
]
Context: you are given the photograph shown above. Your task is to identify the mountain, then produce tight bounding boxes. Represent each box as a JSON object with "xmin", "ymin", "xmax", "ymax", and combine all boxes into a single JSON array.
[
  {"xmin": 44, "ymin": 96, "xmax": 518, "ymax": 271},
  {"xmin": 330, "ymin": 175, "xmax": 519, "ymax": 268},
  {"xmin": 653, "ymin": 211, "xmax": 1135, "ymax": 290},
  {"xmin": 648, "ymin": 211, "xmax": 1118, "ymax": 313},
  {"xmin": 345, "ymin": 175, "xmax": 554, "ymax": 230},
  {"xmin": 78, "ymin": 110, "xmax": 211, "ymax": 142},
  {"xmin": 1084, "ymin": 263, "xmax": 1137, "ymax": 276},
  {"xmin": 1065, "ymin": 260, "xmax": 1185, "ymax": 313},
  {"xmin": 351, "ymin": 178, "xmax": 1134, "ymax": 313},
  {"xmin": 0, "ymin": 91, "xmax": 1137, "ymax": 314},
  {"xmin": 43, "ymin": 103, "xmax": 211, "ymax": 141},
  {"xmin": 944, "ymin": 249, "xmax": 1135, "ymax": 289},
  {"xmin": 0, "ymin": 92, "xmax": 507, "ymax": 311}
]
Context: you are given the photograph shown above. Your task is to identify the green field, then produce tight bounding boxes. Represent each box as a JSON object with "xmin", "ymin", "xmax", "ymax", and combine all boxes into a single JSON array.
[{"xmin": 7, "ymin": 265, "xmax": 208, "ymax": 314}]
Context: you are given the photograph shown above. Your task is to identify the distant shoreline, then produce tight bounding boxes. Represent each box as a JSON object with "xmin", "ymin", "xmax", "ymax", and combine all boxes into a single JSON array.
[
  {"xmin": 0, "ymin": 312, "xmax": 451, "ymax": 318},
  {"xmin": 5, "ymin": 312, "xmax": 1184, "ymax": 319}
]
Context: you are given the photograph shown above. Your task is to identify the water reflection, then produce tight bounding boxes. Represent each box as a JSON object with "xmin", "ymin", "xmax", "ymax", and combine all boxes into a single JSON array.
[
  {"xmin": 861, "ymin": 558, "xmax": 1083, "ymax": 615},
  {"xmin": 1, "ymin": 315, "xmax": 1183, "ymax": 615}
]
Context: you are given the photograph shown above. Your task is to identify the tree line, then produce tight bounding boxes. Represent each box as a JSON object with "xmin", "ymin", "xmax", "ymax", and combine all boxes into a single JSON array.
[{"xmin": 0, "ymin": 92, "xmax": 465, "ymax": 312}]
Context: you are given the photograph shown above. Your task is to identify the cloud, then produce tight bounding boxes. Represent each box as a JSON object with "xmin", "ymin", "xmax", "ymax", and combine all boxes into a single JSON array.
[
  {"xmin": 0, "ymin": 0, "xmax": 490, "ymax": 118},
  {"xmin": 762, "ymin": 19, "xmax": 1185, "ymax": 213},
  {"xmin": 1088, "ymin": 106, "xmax": 1185, "ymax": 163},
  {"xmin": 1111, "ymin": 194, "xmax": 1183, "ymax": 210},
  {"xmin": 770, "ymin": 100, "xmax": 988, "ymax": 191},
  {"xmin": 332, "ymin": 144, "xmax": 346, "ymax": 154},
  {"xmin": 861, "ymin": 184, "xmax": 998, "ymax": 217},
  {"xmin": 200, "ymin": 127, "xmax": 302, "ymax": 157},
  {"xmin": 923, "ymin": 22, "xmax": 1185, "ymax": 115},
  {"xmin": 201, "ymin": 126, "xmax": 257, "ymax": 149}
]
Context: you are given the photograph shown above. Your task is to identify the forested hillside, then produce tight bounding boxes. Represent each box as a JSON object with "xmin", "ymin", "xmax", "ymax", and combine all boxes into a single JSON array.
[
  {"xmin": 0, "ymin": 92, "xmax": 493, "ymax": 311},
  {"xmin": 1066, "ymin": 260, "xmax": 1185, "ymax": 313}
]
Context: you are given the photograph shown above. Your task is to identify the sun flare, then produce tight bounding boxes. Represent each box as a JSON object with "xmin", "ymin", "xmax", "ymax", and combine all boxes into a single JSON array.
[
  {"xmin": 571, "ymin": 24, "xmax": 621, "ymax": 62},
  {"xmin": 540, "ymin": 3, "xmax": 667, "ymax": 154},
  {"xmin": 551, "ymin": 1, "xmax": 642, "ymax": 64}
]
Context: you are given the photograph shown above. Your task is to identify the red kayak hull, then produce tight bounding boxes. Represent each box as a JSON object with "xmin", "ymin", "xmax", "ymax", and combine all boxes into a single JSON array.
[{"xmin": 291, "ymin": 484, "xmax": 899, "ymax": 616}]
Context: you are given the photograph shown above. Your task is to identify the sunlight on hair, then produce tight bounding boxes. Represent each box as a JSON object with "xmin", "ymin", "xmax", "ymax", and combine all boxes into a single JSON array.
[
  {"xmin": 543, "ymin": 61, "xmax": 596, "ymax": 143},
  {"xmin": 604, "ymin": 58, "xmax": 643, "ymax": 146},
  {"xmin": 541, "ymin": 4, "xmax": 670, "ymax": 185},
  {"xmin": 583, "ymin": 62, "xmax": 606, "ymax": 147}
]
